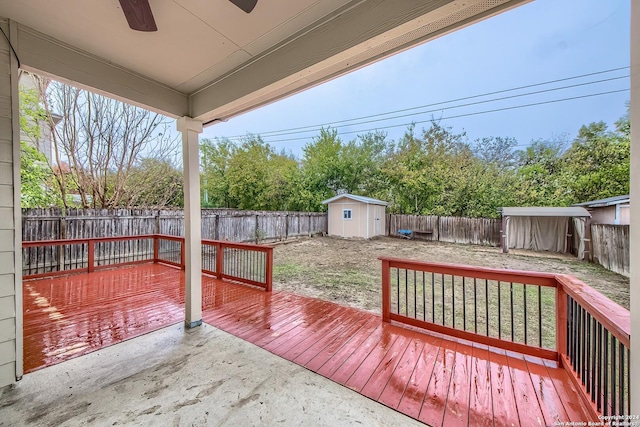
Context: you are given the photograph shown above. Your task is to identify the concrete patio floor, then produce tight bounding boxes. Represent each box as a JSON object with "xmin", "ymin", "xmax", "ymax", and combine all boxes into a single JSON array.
[{"xmin": 0, "ymin": 322, "xmax": 423, "ymax": 427}]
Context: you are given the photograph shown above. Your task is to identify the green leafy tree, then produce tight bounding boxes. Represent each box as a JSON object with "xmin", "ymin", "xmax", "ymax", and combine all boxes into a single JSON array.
[
  {"xmin": 20, "ymin": 141, "xmax": 57, "ymax": 207},
  {"xmin": 513, "ymin": 139, "xmax": 569, "ymax": 206},
  {"xmin": 19, "ymin": 85, "xmax": 59, "ymax": 207},
  {"xmin": 200, "ymin": 138, "xmax": 234, "ymax": 208},
  {"xmin": 562, "ymin": 120, "xmax": 630, "ymax": 203},
  {"xmin": 124, "ymin": 158, "xmax": 183, "ymax": 207}
]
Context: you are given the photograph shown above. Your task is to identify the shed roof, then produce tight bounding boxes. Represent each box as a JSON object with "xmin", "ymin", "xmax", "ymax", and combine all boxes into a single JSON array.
[
  {"xmin": 573, "ymin": 195, "xmax": 630, "ymax": 208},
  {"xmin": 501, "ymin": 207, "xmax": 591, "ymax": 217},
  {"xmin": 321, "ymin": 194, "xmax": 388, "ymax": 206}
]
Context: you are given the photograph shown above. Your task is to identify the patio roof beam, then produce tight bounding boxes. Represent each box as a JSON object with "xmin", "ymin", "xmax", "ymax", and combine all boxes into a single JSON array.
[
  {"xmin": 177, "ymin": 117, "xmax": 203, "ymax": 328},
  {"xmin": 189, "ymin": 0, "xmax": 532, "ymax": 124},
  {"xmin": 15, "ymin": 23, "xmax": 189, "ymax": 118}
]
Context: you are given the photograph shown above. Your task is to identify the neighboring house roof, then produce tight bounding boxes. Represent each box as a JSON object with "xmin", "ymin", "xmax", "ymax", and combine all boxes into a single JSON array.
[
  {"xmin": 501, "ymin": 207, "xmax": 591, "ymax": 217},
  {"xmin": 573, "ymin": 195, "xmax": 630, "ymax": 208},
  {"xmin": 321, "ymin": 194, "xmax": 388, "ymax": 206}
]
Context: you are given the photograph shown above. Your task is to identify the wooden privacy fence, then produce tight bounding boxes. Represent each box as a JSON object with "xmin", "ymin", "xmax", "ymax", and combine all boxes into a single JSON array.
[
  {"xmin": 22, "ymin": 234, "xmax": 274, "ymax": 291},
  {"xmin": 590, "ymin": 224, "xmax": 629, "ymax": 277},
  {"xmin": 380, "ymin": 257, "xmax": 631, "ymax": 417},
  {"xmin": 387, "ymin": 214, "xmax": 501, "ymax": 246},
  {"xmin": 22, "ymin": 208, "xmax": 327, "ymax": 243}
]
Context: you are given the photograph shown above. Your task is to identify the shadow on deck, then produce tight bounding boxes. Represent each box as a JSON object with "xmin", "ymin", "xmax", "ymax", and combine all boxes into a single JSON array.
[{"xmin": 24, "ymin": 263, "xmax": 593, "ymax": 427}]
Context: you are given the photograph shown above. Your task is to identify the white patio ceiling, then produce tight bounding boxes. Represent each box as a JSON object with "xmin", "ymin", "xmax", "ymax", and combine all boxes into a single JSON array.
[{"xmin": 0, "ymin": 0, "xmax": 530, "ymax": 124}]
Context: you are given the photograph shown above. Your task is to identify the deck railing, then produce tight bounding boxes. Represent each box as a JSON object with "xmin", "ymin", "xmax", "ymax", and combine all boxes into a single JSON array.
[
  {"xmin": 23, "ymin": 235, "xmax": 273, "ymax": 291},
  {"xmin": 380, "ymin": 257, "xmax": 631, "ymax": 417},
  {"xmin": 556, "ymin": 275, "xmax": 630, "ymax": 417}
]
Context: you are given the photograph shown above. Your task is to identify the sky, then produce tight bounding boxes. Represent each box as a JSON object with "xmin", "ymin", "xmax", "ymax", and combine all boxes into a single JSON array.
[{"xmin": 200, "ymin": 0, "xmax": 630, "ymax": 157}]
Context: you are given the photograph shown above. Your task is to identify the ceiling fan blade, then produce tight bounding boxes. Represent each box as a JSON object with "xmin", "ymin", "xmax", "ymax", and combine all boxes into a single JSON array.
[
  {"xmin": 229, "ymin": 0, "xmax": 258, "ymax": 14},
  {"xmin": 119, "ymin": 0, "xmax": 158, "ymax": 32}
]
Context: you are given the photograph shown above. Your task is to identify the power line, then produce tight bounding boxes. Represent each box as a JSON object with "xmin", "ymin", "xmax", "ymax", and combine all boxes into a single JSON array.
[
  {"xmin": 221, "ymin": 66, "xmax": 629, "ymax": 140},
  {"xmin": 224, "ymin": 75, "xmax": 628, "ymax": 140},
  {"xmin": 252, "ymin": 88, "xmax": 628, "ymax": 145}
]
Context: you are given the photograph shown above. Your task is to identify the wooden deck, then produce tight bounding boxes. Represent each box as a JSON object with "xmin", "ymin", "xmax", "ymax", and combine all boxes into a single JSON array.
[{"xmin": 24, "ymin": 264, "xmax": 593, "ymax": 426}]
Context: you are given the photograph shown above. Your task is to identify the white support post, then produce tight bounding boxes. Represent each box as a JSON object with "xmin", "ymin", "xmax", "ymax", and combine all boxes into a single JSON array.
[
  {"xmin": 630, "ymin": 0, "xmax": 639, "ymax": 413},
  {"xmin": 177, "ymin": 117, "xmax": 203, "ymax": 328}
]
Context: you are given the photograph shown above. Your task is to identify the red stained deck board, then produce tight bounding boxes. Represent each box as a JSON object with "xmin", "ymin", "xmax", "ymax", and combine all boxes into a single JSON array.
[
  {"xmin": 360, "ymin": 332, "xmax": 417, "ymax": 401},
  {"xmin": 304, "ymin": 315, "xmax": 381, "ymax": 373},
  {"xmin": 262, "ymin": 303, "xmax": 352, "ymax": 354},
  {"xmin": 313, "ymin": 317, "xmax": 382, "ymax": 378},
  {"xmin": 296, "ymin": 312, "xmax": 371, "ymax": 371},
  {"xmin": 543, "ymin": 359, "xmax": 595, "ymax": 422},
  {"xmin": 328, "ymin": 323, "xmax": 389, "ymax": 385},
  {"xmin": 26, "ymin": 264, "xmax": 596, "ymax": 427},
  {"xmin": 467, "ymin": 345, "xmax": 494, "ymax": 427},
  {"xmin": 524, "ymin": 357, "xmax": 569, "ymax": 424},
  {"xmin": 23, "ymin": 264, "xmax": 185, "ymax": 373},
  {"xmin": 442, "ymin": 342, "xmax": 472, "ymax": 427},
  {"xmin": 287, "ymin": 309, "xmax": 371, "ymax": 365},
  {"xmin": 418, "ymin": 337, "xmax": 457, "ymax": 426},
  {"xmin": 506, "ymin": 352, "xmax": 547, "ymax": 427},
  {"xmin": 488, "ymin": 349, "xmax": 521, "ymax": 427}
]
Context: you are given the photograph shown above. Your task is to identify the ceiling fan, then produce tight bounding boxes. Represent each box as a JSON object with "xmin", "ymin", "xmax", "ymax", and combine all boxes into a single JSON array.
[{"xmin": 118, "ymin": 0, "xmax": 258, "ymax": 32}]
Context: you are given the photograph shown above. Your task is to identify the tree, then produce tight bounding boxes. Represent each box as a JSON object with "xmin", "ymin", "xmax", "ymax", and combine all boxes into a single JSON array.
[
  {"xmin": 19, "ymin": 85, "xmax": 59, "ymax": 207},
  {"xmin": 200, "ymin": 138, "xmax": 234, "ymax": 208},
  {"xmin": 562, "ymin": 120, "xmax": 630, "ymax": 203},
  {"xmin": 513, "ymin": 138, "xmax": 569, "ymax": 206},
  {"xmin": 123, "ymin": 158, "xmax": 183, "ymax": 207},
  {"xmin": 39, "ymin": 79, "xmax": 179, "ymax": 208}
]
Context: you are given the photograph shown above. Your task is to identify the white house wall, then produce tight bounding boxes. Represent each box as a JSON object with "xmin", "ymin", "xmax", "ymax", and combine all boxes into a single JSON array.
[{"xmin": 0, "ymin": 19, "xmax": 20, "ymax": 388}]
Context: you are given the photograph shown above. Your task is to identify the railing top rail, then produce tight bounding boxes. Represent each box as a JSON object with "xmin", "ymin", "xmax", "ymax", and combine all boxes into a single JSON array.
[
  {"xmin": 22, "ymin": 234, "xmax": 157, "ymax": 247},
  {"xmin": 22, "ymin": 234, "xmax": 274, "ymax": 250},
  {"xmin": 379, "ymin": 256, "xmax": 557, "ymax": 287},
  {"xmin": 202, "ymin": 239, "xmax": 274, "ymax": 251},
  {"xmin": 556, "ymin": 274, "xmax": 630, "ymax": 348}
]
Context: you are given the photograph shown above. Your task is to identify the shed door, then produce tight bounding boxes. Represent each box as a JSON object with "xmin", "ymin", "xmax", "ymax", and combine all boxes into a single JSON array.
[{"xmin": 374, "ymin": 207, "xmax": 382, "ymax": 236}]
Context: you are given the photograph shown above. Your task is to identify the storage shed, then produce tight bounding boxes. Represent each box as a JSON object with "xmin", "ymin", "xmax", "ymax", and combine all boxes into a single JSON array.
[
  {"xmin": 500, "ymin": 206, "xmax": 591, "ymax": 259},
  {"xmin": 322, "ymin": 194, "xmax": 388, "ymax": 239}
]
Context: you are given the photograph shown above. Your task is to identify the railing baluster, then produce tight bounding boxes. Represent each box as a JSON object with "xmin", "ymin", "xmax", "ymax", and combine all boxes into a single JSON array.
[
  {"xmin": 611, "ymin": 337, "xmax": 617, "ymax": 415},
  {"xmin": 538, "ymin": 286, "xmax": 542, "ymax": 348},
  {"xmin": 452, "ymin": 275, "xmax": 455, "ymax": 328},
  {"xmin": 510, "ymin": 282, "xmax": 514, "ymax": 342},
  {"xmin": 396, "ymin": 268, "xmax": 400, "ymax": 315},
  {"xmin": 576, "ymin": 304, "xmax": 582, "ymax": 380},
  {"xmin": 586, "ymin": 313, "xmax": 591, "ymax": 393},
  {"xmin": 422, "ymin": 271, "xmax": 426, "ymax": 321},
  {"xmin": 462, "ymin": 277, "xmax": 466, "ymax": 331},
  {"xmin": 474, "ymin": 278, "xmax": 477, "ymax": 334},
  {"xmin": 619, "ymin": 342, "xmax": 625, "ymax": 415},
  {"xmin": 523, "ymin": 284, "xmax": 528, "ymax": 345},
  {"xmin": 413, "ymin": 270, "xmax": 417, "ymax": 319},
  {"xmin": 591, "ymin": 314, "xmax": 597, "ymax": 400},
  {"xmin": 603, "ymin": 329, "xmax": 609, "ymax": 416},
  {"xmin": 441, "ymin": 274, "xmax": 445, "ymax": 325},
  {"xmin": 498, "ymin": 281, "xmax": 501, "ymax": 339},
  {"xmin": 485, "ymin": 279, "xmax": 489, "ymax": 337},
  {"xmin": 597, "ymin": 322, "xmax": 603, "ymax": 412},
  {"xmin": 431, "ymin": 272, "xmax": 435, "ymax": 323}
]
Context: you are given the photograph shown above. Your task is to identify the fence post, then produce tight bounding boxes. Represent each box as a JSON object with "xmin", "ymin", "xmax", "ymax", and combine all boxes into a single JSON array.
[
  {"xmin": 265, "ymin": 248, "xmax": 273, "ymax": 292},
  {"xmin": 216, "ymin": 242, "xmax": 223, "ymax": 279},
  {"xmin": 87, "ymin": 239, "xmax": 94, "ymax": 273},
  {"xmin": 381, "ymin": 259, "xmax": 391, "ymax": 323},
  {"xmin": 154, "ymin": 212, "xmax": 160, "ymax": 235},
  {"xmin": 285, "ymin": 214, "xmax": 289, "ymax": 241},
  {"xmin": 556, "ymin": 283, "xmax": 567, "ymax": 361},
  {"xmin": 214, "ymin": 214, "xmax": 219, "ymax": 241}
]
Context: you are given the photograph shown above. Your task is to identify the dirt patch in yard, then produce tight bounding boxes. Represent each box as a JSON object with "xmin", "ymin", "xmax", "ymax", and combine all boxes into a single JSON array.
[{"xmin": 272, "ymin": 236, "xmax": 629, "ymax": 312}]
